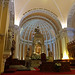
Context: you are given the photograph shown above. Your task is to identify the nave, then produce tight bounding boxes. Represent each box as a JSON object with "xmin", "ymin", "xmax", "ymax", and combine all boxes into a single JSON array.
[{"xmin": 0, "ymin": 0, "xmax": 75, "ymax": 75}]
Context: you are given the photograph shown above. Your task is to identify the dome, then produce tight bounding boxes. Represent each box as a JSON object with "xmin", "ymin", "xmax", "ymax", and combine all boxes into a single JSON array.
[{"xmin": 20, "ymin": 19, "xmax": 55, "ymax": 43}]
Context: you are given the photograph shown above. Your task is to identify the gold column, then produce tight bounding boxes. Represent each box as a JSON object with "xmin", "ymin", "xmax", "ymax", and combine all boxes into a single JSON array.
[
  {"xmin": 15, "ymin": 34, "xmax": 19, "ymax": 59},
  {"xmin": 55, "ymin": 40, "xmax": 58, "ymax": 59},
  {"xmin": 20, "ymin": 43, "xmax": 22, "ymax": 60},
  {"xmin": 57, "ymin": 39, "xmax": 61, "ymax": 59},
  {"xmin": 0, "ymin": 1, "xmax": 3, "ymax": 28},
  {"xmin": 23, "ymin": 44, "xmax": 25, "ymax": 60},
  {"xmin": 61, "ymin": 30, "xmax": 69, "ymax": 59},
  {"xmin": 0, "ymin": 0, "xmax": 9, "ymax": 73}
]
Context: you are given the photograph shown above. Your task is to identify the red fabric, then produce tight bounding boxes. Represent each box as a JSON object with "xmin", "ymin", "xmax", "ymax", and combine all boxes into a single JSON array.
[
  {"xmin": 1, "ymin": 69, "xmax": 75, "ymax": 75},
  {"xmin": 34, "ymin": 67, "xmax": 40, "ymax": 71}
]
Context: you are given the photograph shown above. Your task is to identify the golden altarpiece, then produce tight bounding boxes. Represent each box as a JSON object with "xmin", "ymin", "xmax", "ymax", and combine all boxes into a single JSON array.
[
  {"xmin": 31, "ymin": 26, "xmax": 45, "ymax": 59},
  {"xmin": 31, "ymin": 26, "xmax": 45, "ymax": 67}
]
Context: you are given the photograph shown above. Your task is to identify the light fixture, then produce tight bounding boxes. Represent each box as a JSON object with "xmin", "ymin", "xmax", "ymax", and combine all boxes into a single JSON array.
[{"xmin": 62, "ymin": 51, "xmax": 69, "ymax": 59}]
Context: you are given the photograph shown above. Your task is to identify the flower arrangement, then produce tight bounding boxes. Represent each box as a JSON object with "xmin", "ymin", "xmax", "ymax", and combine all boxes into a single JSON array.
[{"xmin": 55, "ymin": 63, "xmax": 61, "ymax": 66}]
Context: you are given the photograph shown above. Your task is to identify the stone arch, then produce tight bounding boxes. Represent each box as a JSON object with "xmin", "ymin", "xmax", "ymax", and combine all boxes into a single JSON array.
[
  {"xmin": 19, "ymin": 8, "xmax": 62, "ymax": 32},
  {"xmin": 19, "ymin": 8, "xmax": 62, "ymax": 59}
]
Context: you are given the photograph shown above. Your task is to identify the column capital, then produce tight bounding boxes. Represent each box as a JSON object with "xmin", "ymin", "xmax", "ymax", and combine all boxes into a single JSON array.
[
  {"xmin": 0, "ymin": 0, "xmax": 3, "ymax": 5},
  {"xmin": 59, "ymin": 28, "xmax": 75, "ymax": 33},
  {"xmin": 0, "ymin": 0, "xmax": 9, "ymax": 7}
]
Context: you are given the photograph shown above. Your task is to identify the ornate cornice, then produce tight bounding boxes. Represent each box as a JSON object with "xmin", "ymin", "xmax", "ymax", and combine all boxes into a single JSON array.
[
  {"xmin": 20, "ymin": 16, "xmax": 57, "ymax": 32},
  {"xmin": 59, "ymin": 28, "xmax": 75, "ymax": 34},
  {"xmin": 20, "ymin": 16, "xmax": 57, "ymax": 35},
  {"xmin": 19, "ymin": 8, "xmax": 62, "ymax": 30}
]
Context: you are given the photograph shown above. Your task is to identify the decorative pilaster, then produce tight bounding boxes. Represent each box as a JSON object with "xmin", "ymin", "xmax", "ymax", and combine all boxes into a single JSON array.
[
  {"xmin": 14, "ymin": 33, "xmax": 19, "ymax": 59},
  {"xmin": 20, "ymin": 43, "xmax": 22, "ymax": 60},
  {"xmin": 55, "ymin": 39, "xmax": 59, "ymax": 59},
  {"xmin": 23, "ymin": 44, "xmax": 25, "ymax": 60},
  {"xmin": 53, "ymin": 42, "xmax": 55, "ymax": 60},
  {"xmin": 50, "ymin": 42, "xmax": 52, "ymax": 52},
  {"xmin": 45, "ymin": 44, "xmax": 48, "ymax": 56},
  {"xmin": 0, "ymin": 0, "xmax": 10, "ymax": 73},
  {"xmin": 59, "ymin": 28, "xmax": 74, "ymax": 59},
  {"xmin": 12, "ymin": 25, "xmax": 19, "ymax": 59},
  {"xmin": 57, "ymin": 38, "xmax": 61, "ymax": 59}
]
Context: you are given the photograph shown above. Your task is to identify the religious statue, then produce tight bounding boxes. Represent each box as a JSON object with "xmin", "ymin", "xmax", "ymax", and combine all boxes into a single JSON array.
[
  {"xmin": 7, "ymin": 29, "xmax": 12, "ymax": 51},
  {"xmin": 11, "ymin": 39, "xmax": 15, "ymax": 58},
  {"xmin": 47, "ymin": 48, "xmax": 54, "ymax": 62},
  {"xmin": 25, "ymin": 48, "xmax": 31, "ymax": 70}
]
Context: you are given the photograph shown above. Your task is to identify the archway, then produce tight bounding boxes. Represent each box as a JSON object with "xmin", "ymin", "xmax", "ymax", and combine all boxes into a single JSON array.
[{"xmin": 18, "ymin": 8, "xmax": 62, "ymax": 60}]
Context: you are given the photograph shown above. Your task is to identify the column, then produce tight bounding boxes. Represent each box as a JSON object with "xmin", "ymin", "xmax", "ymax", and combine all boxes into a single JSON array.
[
  {"xmin": 0, "ymin": 0, "xmax": 4, "ymax": 28},
  {"xmin": 46, "ymin": 43, "xmax": 48, "ymax": 56},
  {"xmin": 23, "ymin": 43, "xmax": 25, "ymax": 60},
  {"xmin": 52, "ymin": 42, "xmax": 54, "ymax": 59},
  {"xmin": 57, "ymin": 39, "xmax": 60, "ymax": 59},
  {"xmin": 53, "ymin": 42, "xmax": 55, "ymax": 60},
  {"xmin": 20, "ymin": 43, "xmax": 22, "ymax": 60},
  {"xmin": 14, "ymin": 33, "xmax": 19, "ymax": 59},
  {"xmin": 42, "ymin": 44, "xmax": 45, "ymax": 53},
  {"xmin": 61, "ymin": 29, "xmax": 69, "ymax": 59},
  {"xmin": 62, "ymin": 37, "xmax": 66, "ymax": 59},
  {"xmin": 55, "ymin": 39, "xmax": 58, "ymax": 59},
  {"xmin": 0, "ymin": 0, "xmax": 9, "ymax": 73},
  {"xmin": 59, "ymin": 37, "xmax": 62, "ymax": 59},
  {"xmin": 50, "ymin": 42, "xmax": 52, "ymax": 52},
  {"xmin": 55, "ymin": 42, "xmax": 57, "ymax": 59},
  {"xmin": 62, "ymin": 35, "xmax": 69, "ymax": 59}
]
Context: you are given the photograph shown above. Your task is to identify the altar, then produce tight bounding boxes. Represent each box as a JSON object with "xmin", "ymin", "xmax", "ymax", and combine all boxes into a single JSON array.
[
  {"xmin": 32, "ymin": 26, "xmax": 45, "ymax": 58},
  {"xmin": 30, "ymin": 26, "xmax": 45, "ymax": 67}
]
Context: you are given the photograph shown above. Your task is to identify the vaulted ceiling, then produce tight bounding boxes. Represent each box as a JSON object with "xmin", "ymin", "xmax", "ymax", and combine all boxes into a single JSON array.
[{"xmin": 14, "ymin": 0, "xmax": 75, "ymax": 28}]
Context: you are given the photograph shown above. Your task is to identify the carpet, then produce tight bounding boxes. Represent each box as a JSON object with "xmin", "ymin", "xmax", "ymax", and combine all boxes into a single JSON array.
[{"xmin": 1, "ymin": 68, "xmax": 75, "ymax": 75}]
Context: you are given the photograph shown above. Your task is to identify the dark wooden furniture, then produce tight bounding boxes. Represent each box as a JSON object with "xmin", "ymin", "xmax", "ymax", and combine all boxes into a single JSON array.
[
  {"xmin": 41, "ymin": 53, "xmax": 46, "ymax": 63},
  {"xmin": 4, "ymin": 57, "xmax": 25, "ymax": 71},
  {"xmin": 39, "ymin": 61, "xmax": 70, "ymax": 72}
]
